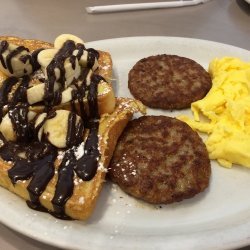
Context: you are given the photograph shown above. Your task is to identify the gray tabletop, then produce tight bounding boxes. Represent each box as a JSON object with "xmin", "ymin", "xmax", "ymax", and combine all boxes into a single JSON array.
[{"xmin": 0, "ymin": 0, "xmax": 250, "ymax": 249}]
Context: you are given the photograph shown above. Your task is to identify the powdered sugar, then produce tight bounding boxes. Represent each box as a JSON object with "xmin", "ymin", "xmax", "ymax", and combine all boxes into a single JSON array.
[
  {"xmin": 78, "ymin": 196, "xmax": 85, "ymax": 204},
  {"xmin": 74, "ymin": 142, "xmax": 85, "ymax": 160}
]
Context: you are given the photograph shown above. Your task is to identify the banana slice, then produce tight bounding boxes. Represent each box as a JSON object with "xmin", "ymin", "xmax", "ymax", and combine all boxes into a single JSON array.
[
  {"xmin": 43, "ymin": 110, "xmax": 69, "ymax": 148},
  {"xmin": 54, "ymin": 34, "xmax": 84, "ymax": 49},
  {"xmin": 37, "ymin": 49, "xmax": 57, "ymax": 69},
  {"xmin": 74, "ymin": 49, "xmax": 99, "ymax": 71},
  {"xmin": 0, "ymin": 42, "xmax": 33, "ymax": 77},
  {"xmin": 91, "ymin": 56, "xmax": 99, "ymax": 72},
  {"xmin": 27, "ymin": 83, "xmax": 45, "ymax": 105},
  {"xmin": 42, "ymin": 110, "xmax": 83, "ymax": 148},
  {"xmin": 38, "ymin": 47, "xmax": 81, "ymax": 88},
  {"xmin": 0, "ymin": 113, "xmax": 16, "ymax": 141},
  {"xmin": 61, "ymin": 86, "xmax": 74, "ymax": 103},
  {"xmin": 27, "ymin": 110, "xmax": 37, "ymax": 121},
  {"xmin": 27, "ymin": 81, "xmax": 60, "ymax": 105},
  {"xmin": 73, "ymin": 49, "xmax": 88, "ymax": 67},
  {"xmin": 0, "ymin": 110, "xmax": 36, "ymax": 142},
  {"xmin": 64, "ymin": 57, "xmax": 81, "ymax": 87},
  {"xmin": 34, "ymin": 112, "xmax": 47, "ymax": 141}
]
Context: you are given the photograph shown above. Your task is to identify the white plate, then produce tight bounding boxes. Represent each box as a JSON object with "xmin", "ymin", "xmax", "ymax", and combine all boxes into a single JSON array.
[{"xmin": 1, "ymin": 37, "xmax": 250, "ymax": 250}]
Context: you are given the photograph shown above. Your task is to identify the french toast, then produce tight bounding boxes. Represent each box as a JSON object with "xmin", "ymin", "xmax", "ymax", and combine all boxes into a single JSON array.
[
  {"xmin": 0, "ymin": 34, "xmax": 115, "ymax": 115},
  {"xmin": 0, "ymin": 34, "xmax": 145, "ymax": 220},
  {"xmin": 0, "ymin": 98, "xmax": 145, "ymax": 220}
]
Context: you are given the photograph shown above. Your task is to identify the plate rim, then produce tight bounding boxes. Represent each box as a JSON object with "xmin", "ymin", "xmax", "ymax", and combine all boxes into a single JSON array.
[{"xmin": 86, "ymin": 35, "xmax": 250, "ymax": 53}]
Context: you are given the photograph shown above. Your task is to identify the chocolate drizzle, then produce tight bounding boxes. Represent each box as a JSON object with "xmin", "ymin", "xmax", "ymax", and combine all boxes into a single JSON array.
[
  {"xmin": 0, "ymin": 77, "xmax": 18, "ymax": 121},
  {"xmin": 8, "ymin": 104, "xmax": 32, "ymax": 142},
  {"xmin": 26, "ymin": 146, "xmax": 56, "ymax": 210},
  {"xmin": 87, "ymin": 48, "xmax": 99, "ymax": 69},
  {"xmin": 50, "ymin": 73, "xmax": 101, "ymax": 217},
  {"xmin": 6, "ymin": 46, "xmax": 29, "ymax": 74},
  {"xmin": 1, "ymin": 142, "xmax": 57, "ymax": 211},
  {"xmin": 0, "ymin": 40, "xmax": 42, "ymax": 77},
  {"xmin": 0, "ymin": 142, "xmax": 56, "ymax": 184},
  {"xmin": 47, "ymin": 41, "xmax": 76, "ymax": 88},
  {"xmin": 0, "ymin": 41, "xmax": 9, "ymax": 69},
  {"xmin": 52, "ymin": 150, "xmax": 75, "ymax": 219},
  {"xmin": 74, "ymin": 120, "xmax": 99, "ymax": 181},
  {"xmin": 0, "ymin": 39, "xmax": 103, "ymax": 219},
  {"xmin": 31, "ymin": 48, "xmax": 44, "ymax": 71},
  {"xmin": 66, "ymin": 112, "xmax": 84, "ymax": 147},
  {"xmin": 72, "ymin": 68, "xmax": 90, "ymax": 125},
  {"xmin": 44, "ymin": 40, "xmax": 99, "ymax": 108},
  {"xmin": 10, "ymin": 75, "xmax": 30, "ymax": 107},
  {"xmin": 76, "ymin": 43, "xmax": 85, "ymax": 56}
]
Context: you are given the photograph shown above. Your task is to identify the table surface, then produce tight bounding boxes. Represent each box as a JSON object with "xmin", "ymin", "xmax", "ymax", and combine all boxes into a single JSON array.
[{"xmin": 0, "ymin": 0, "xmax": 250, "ymax": 249}]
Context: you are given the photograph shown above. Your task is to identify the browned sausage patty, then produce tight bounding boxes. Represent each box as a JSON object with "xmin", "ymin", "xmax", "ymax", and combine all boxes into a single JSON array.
[
  {"xmin": 109, "ymin": 116, "xmax": 211, "ymax": 204},
  {"xmin": 128, "ymin": 55, "xmax": 212, "ymax": 109}
]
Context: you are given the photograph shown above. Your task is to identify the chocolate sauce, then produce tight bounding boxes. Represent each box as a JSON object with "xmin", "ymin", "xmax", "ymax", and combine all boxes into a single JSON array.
[
  {"xmin": 31, "ymin": 48, "xmax": 44, "ymax": 71},
  {"xmin": 69, "ymin": 55, "xmax": 76, "ymax": 70},
  {"xmin": 50, "ymin": 73, "xmax": 101, "ymax": 216},
  {"xmin": 0, "ymin": 77, "xmax": 18, "ymax": 121},
  {"xmin": 66, "ymin": 112, "xmax": 84, "ymax": 147},
  {"xmin": 2, "ymin": 141, "xmax": 57, "ymax": 212},
  {"xmin": 88, "ymin": 74, "xmax": 103, "ymax": 120},
  {"xmin": 45, "ymin": 40, "xmax": 76, "ymax": 105},
  {"xmin": 9, "ymin": 75, "xmax": 29, "ymax": 107},
  {"xmin": 8, "ymin": 104, "xmax": 32, "ymax": 142},
  {"xmin": 0, "ymin": 77, "xmax": 18, "ymax": 105},
  {"xmin": 52, "ymin": 90, "xmax": 62, "ymax": 106},
  {"xmin": 0, "ymin": 40, "xmax": 9, "ymax": 69},
  {"xmin": 72, "ymin": 69, "xmax": 89, "ymax": 126},
  {"xmin": 52, "ymin": 150, "xmax": 75, "ymax": 219},
  {"xmin": 9, "ymin": 159, "xmax": 35, "ymax": 183},
  {"xmin": 19, "ymin": 54, "xmax": 31, "ymax": 64},
  {"xmin": 0, "ymin": 39, "xmax": 103, "ymax": 219},
  {"xmin": 78, "ymin": 68, "xmax": 91, "ymax": 83},
  {"xmin": 41, "ymin": 39, "xmax": 99, "ymax": 108},
  {"xmin": 1, "ymin": 142, "xmax": 55, "ymax": 182},
  {"xmin": 6, "ymin": 46, "xmax": 29, "ymax": 74},
  {"xmin": 74, "ymin": 121, "xmax": 99, "ymax": 181},
  {"xmin": 27, "ymin": 144, "xmax": 56, "ymax": 210},
  {"xmin": 0, "ymin": 41, "xmax": 43, "ymax": 76},
  {"xmin": 87, "ymin": 48, "xmax": 99, "ymax": 69},
  {"xmin": 0, "ymin": 142, "xmax": 21, "ymax": 162},
  {"xmin": 75, "ymin": 43, "xmax": 85, "ymax": 61}
]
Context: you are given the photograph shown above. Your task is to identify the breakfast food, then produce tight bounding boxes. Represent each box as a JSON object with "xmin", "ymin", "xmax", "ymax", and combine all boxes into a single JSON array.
[
  {"xmin": 128, "ymin": 54, "xmax": 212, "ymax": 109},
  {"xmin": 179, "ymin": 57, "xmax": 250, "ymax": 168},
  {"xmin": 0, "ymin": 34, "xmax": 115, "ymax": 115},
  {"xmin": 109, "ymin": 116, "xmax": 211, "ymax": 204},
  {"xmin": 0, "ymin": 34, "xmax": 145, "ymax": 220}
]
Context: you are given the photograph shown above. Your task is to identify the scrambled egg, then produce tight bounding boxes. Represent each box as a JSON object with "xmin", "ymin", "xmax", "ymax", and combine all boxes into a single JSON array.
[{"xmin": 179, "ymin": 57, "xmax": 250, "ymax": 168}]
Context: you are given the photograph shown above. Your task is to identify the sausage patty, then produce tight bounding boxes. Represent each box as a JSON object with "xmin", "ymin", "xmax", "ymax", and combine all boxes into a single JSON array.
[
  {"xmin": 109, "ymin": 116, "xmax": 211, "ymax": 204},
  {"xmin": 128, "ymin": 55, "xmax": 212, "ymax": 109}
]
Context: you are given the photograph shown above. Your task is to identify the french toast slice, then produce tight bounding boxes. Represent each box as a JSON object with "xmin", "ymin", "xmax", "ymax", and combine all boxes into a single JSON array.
[
  {"xmin": 0, "ymin": 35, "xmax": 115, "ymax": 115},
  {"xmin": 0, "ymin": 34, "xmax": 146, "ymax": 220},
  {"xmin": 0, "ymin": 98, "xmax": 145, "ymax": 220}
]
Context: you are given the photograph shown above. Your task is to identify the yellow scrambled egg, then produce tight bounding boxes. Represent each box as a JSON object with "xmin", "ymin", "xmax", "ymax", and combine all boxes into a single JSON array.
[{"xmin": 179, "ymin": 57, "xmax": 250, "ymax": 168}]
